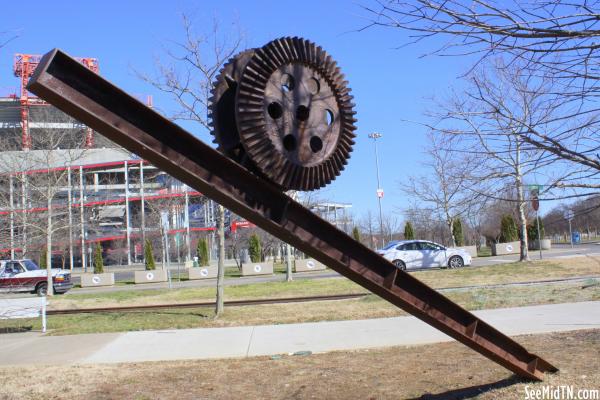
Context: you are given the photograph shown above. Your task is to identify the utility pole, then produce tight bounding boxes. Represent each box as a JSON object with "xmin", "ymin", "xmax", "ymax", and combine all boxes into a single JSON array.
[{"xmin": 368, "ymin": 132, "xmax": 385, "ymax": 248}]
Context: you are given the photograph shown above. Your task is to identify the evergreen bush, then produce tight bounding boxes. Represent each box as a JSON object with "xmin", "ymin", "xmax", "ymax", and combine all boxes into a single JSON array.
[
  {"xmin": 93, "ymin": 243, "xmax": 104, "ymax": 274},
  {"xmin": 144, "ymin": 239, "xmax": 156, "ymax": 270}
]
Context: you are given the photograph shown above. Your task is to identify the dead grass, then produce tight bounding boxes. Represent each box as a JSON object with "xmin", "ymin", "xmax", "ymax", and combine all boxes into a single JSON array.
[
  {"xmin": 2, "ymin": 281, "xmax": 598, "ymax": 335},
  {"xmin": 0, "ymin": 329, "xmax": 597, "ymax": 400}
]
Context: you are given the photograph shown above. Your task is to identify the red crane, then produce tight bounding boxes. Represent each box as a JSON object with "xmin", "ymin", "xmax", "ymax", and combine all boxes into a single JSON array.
[{"xmin": 13, "ymin": 53, "xmax": 99, "ymax": 149}]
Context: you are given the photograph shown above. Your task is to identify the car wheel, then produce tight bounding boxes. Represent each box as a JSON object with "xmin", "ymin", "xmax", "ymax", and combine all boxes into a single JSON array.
[
  {"xmin": 35, "ymin": 282, "xmax": 48, "ymax": 296},
  {"xmin": 448, "ymin": 256, "xmax": 464, "ymax": 269},
  {"xmin": 393, "ymin": 259, "xmax": 406, "ymax": 271}
]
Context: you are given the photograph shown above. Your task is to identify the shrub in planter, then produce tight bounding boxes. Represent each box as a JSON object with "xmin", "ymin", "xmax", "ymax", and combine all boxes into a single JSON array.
[
  {"xmin": 352, "ymin": 226, "xmax": 361, "ymax": 242},
  {"xmin": 144, "ymin": 239, "xmax": 156, "ymax": 270},
  {"xmin": 93, "ymin": 243, "xmax": 104, "ymax": 274},
  {"xmin": 527, "ymin": 218, "xmax": 545, "ymax": 241},
  {"xmin": 404, "ymin": 222, "xmax": 414, "ymax": 240},
  {"xmin": 248, "ymin": 234, "xmax": 262, "ymax": 262},
  {"xmin": 196, "ymin": 238, "xmax": 209, "ymax": 267},
  {"xmin": 39, "ymin": 247, "xmax": 47, "ymax": 269},
  {"xmin": 500, "ymin": 215, "xmax": 518, "ymax": 243},
  {"xmin": 453, "ymin": 218, "xmax": 464, "ymax": 247}
]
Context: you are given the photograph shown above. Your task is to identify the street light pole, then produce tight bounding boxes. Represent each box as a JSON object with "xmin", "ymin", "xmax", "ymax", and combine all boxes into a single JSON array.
[{"xmin": 368, "ymin": 132, "xmax": 385, "ymax": 249}]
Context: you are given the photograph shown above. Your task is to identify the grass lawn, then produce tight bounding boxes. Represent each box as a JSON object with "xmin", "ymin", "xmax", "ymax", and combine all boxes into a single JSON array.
[
  {"xmin": 3, "ymin": 280, "xmax": 598, "ymax": 335},
  {"xmin": 48, "ymin": 255, "xmax": 600, "ymax": 311},
  {"xmin": 1, "ymin": 329, "xmax": 598, "ymax": 400},
  {"xmin": 1, "ymin": 255, "xmax": 598, "ymax": 335}
]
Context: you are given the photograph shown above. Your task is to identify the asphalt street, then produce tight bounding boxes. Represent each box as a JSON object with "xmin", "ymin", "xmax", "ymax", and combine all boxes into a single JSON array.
[{"xmin": 63, "ymin": 242, "xmax": 600, "ymax": 295}]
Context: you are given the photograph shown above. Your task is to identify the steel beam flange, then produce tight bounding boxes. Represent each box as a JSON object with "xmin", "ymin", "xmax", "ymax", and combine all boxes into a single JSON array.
[{"xmin": 235, "ymin": 37, "xmax": 357, "ymax": 191}]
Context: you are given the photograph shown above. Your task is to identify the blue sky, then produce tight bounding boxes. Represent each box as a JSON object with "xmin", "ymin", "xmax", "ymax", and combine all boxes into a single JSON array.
[{"xmin": 0, "ymin": 0, "xmax": 475, "ymax": 219}]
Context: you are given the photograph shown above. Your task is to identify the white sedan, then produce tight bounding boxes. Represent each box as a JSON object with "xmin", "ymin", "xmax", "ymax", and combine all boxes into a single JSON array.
[{"xmin": 377, "ymin": 240, "xmax": 472, "ymax": 270}]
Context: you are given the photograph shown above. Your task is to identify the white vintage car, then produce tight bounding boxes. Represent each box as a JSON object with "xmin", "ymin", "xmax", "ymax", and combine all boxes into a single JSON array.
[
  {"xmin": 0, "ymin": 259, "xmax": 73, "ymax": 296},
  {"xmin": 377, "ymin": 240, "xmax": 472, "ymax": 270}
]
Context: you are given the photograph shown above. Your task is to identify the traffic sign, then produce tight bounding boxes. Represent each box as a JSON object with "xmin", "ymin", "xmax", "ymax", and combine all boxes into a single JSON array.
[{"xmin": 376, "ymin": 189, "xmax": 384, "ymax": 198}]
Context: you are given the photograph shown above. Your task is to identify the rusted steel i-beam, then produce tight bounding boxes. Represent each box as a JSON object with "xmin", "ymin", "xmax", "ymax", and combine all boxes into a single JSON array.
[{"xmin": 28, "ymin": 48, "xmax": 557, "ymax": 381}]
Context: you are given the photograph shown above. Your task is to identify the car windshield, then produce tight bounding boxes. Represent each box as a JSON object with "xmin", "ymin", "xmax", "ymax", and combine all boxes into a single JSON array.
[
  {"xmin": 22, "ymin": 259, "xmax": 40, "ymax": 271},
  {"xmin": 382, "ymin": 241, "xmax": 400, "ymax": 250}
]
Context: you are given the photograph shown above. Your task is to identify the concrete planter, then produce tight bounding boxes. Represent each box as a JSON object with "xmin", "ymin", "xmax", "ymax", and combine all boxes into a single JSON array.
[
  {"xmin": 491, "ymin": 241, "xmax": 521, "ymax": 256},
  {"xmin": 529, "ymin": 239, "xmax": 552, "ymax": 250},
  {"xmin": 188, "ymin": 266, "xmax": 218, "ymax": 280},
  {"xmin": 241, "ymin": 261, "xmax": 273, "ymax": 276},
  {"xmin": 80, "ymin": 273, "xmax": 115, "ymax": 287},
  {"xmin": 295, "ymin": 259, "xmax": 326, "ymax": 272},
  {"xmin": 134, "ymin": 270, "xmax": 168, "ymax": 284},
  {"xmin": 456, "ymin": 246, "xmax": 478, "ymax": 258}
]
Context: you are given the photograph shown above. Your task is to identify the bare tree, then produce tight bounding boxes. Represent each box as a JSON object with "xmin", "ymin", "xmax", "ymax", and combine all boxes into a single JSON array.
[
  {"xmin": 400, "ymin": 132, "xmax": 482, "ymax": 246},
  {"xmin": 425, "ymin": 61, "xmax": 564, "ymax": 260},
  {"xmin": 0, "ymin": 110, "xmax": 88, "ymax": 295},
  {"xmin": 139, "ymin": 14, "xmax": 244, "ymax": 316},
  {"xmin": 362, "ymin": 0, "xmax": 600, "ymax": 176}
]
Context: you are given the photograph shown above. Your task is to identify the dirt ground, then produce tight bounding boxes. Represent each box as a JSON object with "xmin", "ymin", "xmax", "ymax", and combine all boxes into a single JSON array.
[{"xmin": 1, "ymin": 330, "xmax": 598, "ymax": 400}]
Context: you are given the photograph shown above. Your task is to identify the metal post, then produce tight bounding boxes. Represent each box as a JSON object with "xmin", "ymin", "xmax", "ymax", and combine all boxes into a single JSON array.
[
  {"xmin": 124, "ymin": 161, "xmax": 132, "ymax": 265},
  {"xmin": 21, "ymin": 172, "xmax": 28, "ymax": 257},
  {"xmin": 41, "ymin": 296, "xmax": 47, "ymax": 333},
  {"xmin": 184, "ymin": 190, "xmax": 191, "ymax": 261},
  {"xmin": 140, "ymin": 160, "xmax": 146, "ymax": 259},
  {"xmin": 569, "ymin": 218, "xmax": 574, "ymax": 248},
  {"xmin": 536, "ymin": 210, "xmax": 542, "ymax": 260},
  {"xmin": 368, "ymin": 132, "xmax": 385, "ymax": 248},
  {"xmin": 67, "ymin": 167, "xmax": 74, "ymax": 270},
  {"xmin": 9, "ymin": 175, "xmax": 14, "ymax": 260},
  {"xmin": 79, "ymin": 166, "xmax": 86, "ymax": 271}
]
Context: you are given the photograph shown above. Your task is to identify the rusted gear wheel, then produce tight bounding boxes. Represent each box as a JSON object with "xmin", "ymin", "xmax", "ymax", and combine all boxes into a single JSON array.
[
  {"xmin": 208, "ymin": 49, "xmax": 256, "ymax": 167},
  {"xmin": 209, "ymin": 37, "xmax": 357, "ymax": 191},
  {"xmin": 236, "ymin": 37, "xmax": 357, "ymax": 191}
]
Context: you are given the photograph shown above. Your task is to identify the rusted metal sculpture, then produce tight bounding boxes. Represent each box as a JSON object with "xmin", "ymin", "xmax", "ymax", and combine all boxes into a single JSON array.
[{"xmin": 27, "ymin": 38, "xmax": 557, "ymax": 381}]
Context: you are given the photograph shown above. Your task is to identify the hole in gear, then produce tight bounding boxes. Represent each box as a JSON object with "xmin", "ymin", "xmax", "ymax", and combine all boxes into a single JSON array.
[
  {"xmin": 283, "ymin": 134, "xmax": 297, "ymax": 151},
  {"xmin": 296, "ymin": 105, "xmax": 310, "ymax": 121},
  {"xmin": 310, "ymin": 136, "xmax": 323, "ymax": 153},
  {"xmin": 268, "ymin": 102, "xmax": 283, "ymax": 119},
  {"xmin": 325, "ymin": 109, "xmax": 334, "ymax": 126}
]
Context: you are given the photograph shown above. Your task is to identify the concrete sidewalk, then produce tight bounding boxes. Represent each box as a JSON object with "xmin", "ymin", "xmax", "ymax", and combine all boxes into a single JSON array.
[{"xmin": 1, "ymin": 301, "xmax": 599, "ymax": 366}]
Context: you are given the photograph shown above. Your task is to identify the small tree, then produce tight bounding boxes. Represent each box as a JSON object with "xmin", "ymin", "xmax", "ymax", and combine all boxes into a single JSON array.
[
  {"xmin": 93, "ymin": 243, "xmax": 104, "ymax": 274},
  {"xmin": 453, "ymin": 218, "xmax": 464, "ymax": 247},
  {"xmin": 527, "ymin": 219, "xmax": 545, "ymax": 241},
  {"xmin": 352, "ymin": 226, "xmax": 361, "ymax": 242},
  {"xmin": 196, "ymin": 238, "xmax": 209, "ymax": 266},
  {"xmin": 144, "ymin": 239, "xmax": 156, "ymax": 270},
  {"xmin": 500, "ymin": 215, "xmax": 518, "ymax": 243},
  {"xmin": 404, "ymin": 222, "xmax": 415, "ymax": 240},
  {"xmin": 248, "ymin": 233, "xmax": 262, "ymax": 263},
  {"xmin": 39, "ymin": 246, "xmax": 48, "ymax": 269}
]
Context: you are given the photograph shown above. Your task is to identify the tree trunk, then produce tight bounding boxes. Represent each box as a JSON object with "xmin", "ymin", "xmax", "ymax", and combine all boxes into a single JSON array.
[
  {"xmin": 215, "ymin": 204, "xmax": 225, "ymax": 317},
  {"xmin": 46, "ymin": 195, "xmax": 54, "ymax": 296},
  {"xmin": 515, "ymin": 138, "xmax": 529, "ymax": 261},
  {"xmin": 446, "ymin": 215, "xmax": 456, "ymax": 247},
  {"xmin": 285, "ymin": 242, "xmax": 293, "ymax": 282}
]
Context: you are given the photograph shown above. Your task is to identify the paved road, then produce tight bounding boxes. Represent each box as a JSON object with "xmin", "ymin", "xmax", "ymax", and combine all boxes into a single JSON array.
[
  {"xmin": 65, "ymin": 243, "xmax": 600, "ymax": 295},
  {"xmin": 1, "ymin": 301, "xmax": 598, "ymax": 366}
]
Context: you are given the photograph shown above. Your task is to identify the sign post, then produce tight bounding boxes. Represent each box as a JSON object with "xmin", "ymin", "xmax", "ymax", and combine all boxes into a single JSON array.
[
  {"xmin": 530, "ymin": 186, "xmax": 542, "ymax": 260},
  {"xmin": 565, "ymin": 210, "xmax": 575, "ymax": 248}
]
